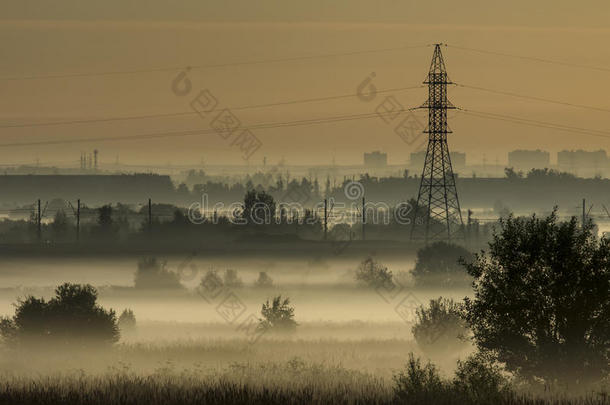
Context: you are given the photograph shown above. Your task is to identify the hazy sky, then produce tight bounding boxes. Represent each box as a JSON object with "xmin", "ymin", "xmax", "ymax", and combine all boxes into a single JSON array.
[{"xmin": 1, "ymin": 1, "xmax": 609, "ymax": 167}]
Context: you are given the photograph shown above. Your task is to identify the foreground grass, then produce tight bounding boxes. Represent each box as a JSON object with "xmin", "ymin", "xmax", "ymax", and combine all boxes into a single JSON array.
[
  {"xmin": 0, "ymin": 369, "xmax": 606, "ymax": 405},
  {"xmin": 0, "ymin": 337, "xmax": 606, "ymax": 405}
]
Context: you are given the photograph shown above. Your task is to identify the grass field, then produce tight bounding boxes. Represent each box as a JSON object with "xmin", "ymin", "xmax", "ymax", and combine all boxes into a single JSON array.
[{"xmin": 0, "ymin": 327, "xmax": 607, "ymax": 405}]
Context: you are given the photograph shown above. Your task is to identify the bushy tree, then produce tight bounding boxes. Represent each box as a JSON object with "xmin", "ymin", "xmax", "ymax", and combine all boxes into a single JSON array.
[
  {"xmin": 463, "ymin": 211, "xmax": 610, "ymax": 386},
  {"xmin": 134, "ymin": 257, "xmax": 183, "ymax": 290},
  {"xmin": 393, "ymin": 353, "xmax": 513, "ymax": 405},
  {"xmin": 258, "ymin": 295, "xmax": 297, "ymax": 333},
  {"xmin": 452, "ymin": 353, "xmax": 511, "ymax": 404},
  {"xmin": 0, "ymin": 283, "xmax": 119, "ymax": 347},
  {"xmin": 50, "ymin": 209, "xmax": 70, "ymax": 240},
  {"xmin": 412, "ymin": 297, "xmax": 469, "ymax": 356},
  {"xmin": 118, "ymin": 309, "xmax": 136, "ymax": 333},
  {"xmin": 355, "ymin": 257, "xmax": 393, "ymax": 289},
  {"xmin": 393, "ymin": 354, "xmax": 445, "ymax": 403},
  {"xmin": 243, "ymin": 190, "xmax": 276, "ymax": 224},
  {"xmin": 200, "ymin": 269, "xmax": 223, "ymax": 291},
  {"xmin": 411, "ymin": 242, "xmax": 473, "ymax": 287},
  {"xmin": 223, "ymin": 269, "xmax": 243, "ymax": 288},
  {"xmin": 254, "ymin": 271, "xmax": 273, "ymax": 288}
]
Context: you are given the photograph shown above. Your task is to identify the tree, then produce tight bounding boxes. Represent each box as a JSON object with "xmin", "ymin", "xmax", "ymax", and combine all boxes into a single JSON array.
[
  {"xmin": 355, "ymin": 257, "xmax": 394, "ymax": 289},
  {"xmin": 223, "ymin": 269, "xmax": 243, "ymax": 288},
  {"xmin": 97, "ymin": 204, "xmax": 113, "ymax": 228},
  {"xmin": 254, "ymin": 271, "xmax": 273, "ymax": 288},
  {"xmin": 243, "ymin": 190, "xmax": 276, "ymax": 224},
  {"xmin": 0, "ymin": 283, "xmax": 119, "ymax": 347},
  {"xmin": 411, "ymin": 242, "xmax": 473, "ymax": 287},
  {"xmin": 96, "ymin": 204, "xmax": 117, "ymax": 238},
  {"xmin": 463, "ymin": 211, "xmax": 610, "ymax": 386},
  {"xmin": 50, "ymin": 209, "xmax": 70, "ymax": 240},
  {"xmin": 134, "ymin": 257, "xmax": 183, "ymax": 290},
  {"xmin": 258, "ymin": 295, "xmax": 297, "ymax": 333},
  {"xmin": 118, "ymin": 309, "xmax": 136, "ymax": 333},
  {"xmin": 393, "ymin": 354, "xmax": 445, "ymax": 403},
  {"xmin": 412, "ymin": 297, "xmax": 469, "ymax": 356}
]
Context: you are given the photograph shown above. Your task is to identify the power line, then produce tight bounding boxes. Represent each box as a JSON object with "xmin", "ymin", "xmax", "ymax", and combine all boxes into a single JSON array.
[
  {"xmin": 0, "ymin": 44, "xmax": 428, "ymax": 82},
  {"xmin": 448, "ymin": 44, "xmax": 610, "ymax": 73},
  {"xmin": 0, "ymin": 109, "xmax": 421, "ymax": 148},
  {"xmin": 456, "ymin": 84, "xmax": 610, "ymax": 113},
  {"xmin": 0, "ymin": 85, "xmax": 423, "ymax": 129},
  {"xmin": 460, "ymin": 108, "xmax": 610, "ymax": 139}
]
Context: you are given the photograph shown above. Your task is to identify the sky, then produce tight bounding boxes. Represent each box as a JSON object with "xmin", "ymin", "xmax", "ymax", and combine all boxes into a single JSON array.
[{"xmin": 0, "ymin": 0, "xmax": 609, "ymax": 167}]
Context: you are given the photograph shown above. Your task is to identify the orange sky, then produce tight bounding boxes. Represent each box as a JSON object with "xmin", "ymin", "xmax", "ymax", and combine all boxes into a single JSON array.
[{"xmin": 0, "ymin": 1, "xmax": 609, "ymax": 167}]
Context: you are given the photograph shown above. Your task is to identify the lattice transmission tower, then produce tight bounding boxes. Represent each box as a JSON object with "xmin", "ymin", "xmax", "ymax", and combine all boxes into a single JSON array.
[{"xmin": 411, "ymin": 44, "xmax": 464, "ymax": 242}]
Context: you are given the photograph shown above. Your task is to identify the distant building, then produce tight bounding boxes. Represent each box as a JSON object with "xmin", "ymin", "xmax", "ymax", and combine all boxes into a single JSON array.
[
  {"xmin": 364, "ymin": 151, "xmax": 387, "ymax": 167},
  {"xmin": 557, "ymin": 149, "xmax": 608, "ymax": 170},
  {"xmin": 508, "ymin": 149, "xmax": 550, "ymax": 170},
  {"xmin": 410, "ymin": 151, "xmax": 465, "ymax": 169}
]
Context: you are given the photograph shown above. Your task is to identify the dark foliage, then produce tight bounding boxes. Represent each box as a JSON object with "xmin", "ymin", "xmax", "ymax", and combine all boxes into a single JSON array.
[
  {"xmin": 412, "ymin": 297, "xmax": 469, "ymax": 356},
  {"xmin": 0, "ymin": 283, "xmax": 119, "ymax": 347},
  {"xmin": 258, "ymin": 295, "xmax": 297, "ymax": 333},
  {"xmin": 118, "ymin": 309, "xmax": 136, "ymax": 333},
  {"xmin": 463, "ymin": 210, "xmax": 610, "ymax": 386},
  {"xmin": 243, "ymin": 190, "xmax": 276, "ymax": 224},
  {"xmin": 355, "ymin": 257, "xmax": 394, "ymax": 289},
  {"xmin": 134, "ymin": 257, "xmax": 184, "ymax": 290},
  {"xmin": 411, "ymin": 242, "xmax": 473, "ymax": 287},
  {"xmin": 254, "ymin": 272, "xmax": 274, "ymax": 288}
]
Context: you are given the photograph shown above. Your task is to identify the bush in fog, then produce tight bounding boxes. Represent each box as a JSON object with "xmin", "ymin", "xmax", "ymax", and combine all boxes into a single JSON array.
[
  {"xmin": 0, "ymin": 283, "xmax": 119, "ymax": 347},
  {"xmin": 393, "ymin": 353, "xmax": 512, "ymax": 405},
  {"xmin": 463, "ymin": 210, "xmax": 610, "ymax": 386},
  {"xmin": 118, "ymin": 309, "xmax": 136, "ymax": 333},
  {"xmin": 254, "ymin": 271, "xmax": 274, "ymax": 288},
  {"xmin": 411, "ymin": 242, "xmax": 473, "ymax": 287},
  {"xmin": 258, "ymin": 295, "xmax": 297, "ymax": 333},
  {"xmin": 452, "ymin": 353, "xmax": 511, "ymax": 404},
  {"xmin": 393, "ymin": 353, "xmax": 446, "ymax": 403},
  {"xmin": 355, "ymin": 257, "xmax": 394, "ymax": 289},
  {"xmin": 134, "ymin": 257, "xmax": 183, "ymax": 290},
  {"xmin": 200, "ymin": 269, "xmax": 223, "ymax": 291},
  {"xmin": 223, "ymin": 269, "xmax": 243, "ymax": 288},
  {"xmin": 412, "ymin": 297, "xmax": 469, "ymax": 356}
]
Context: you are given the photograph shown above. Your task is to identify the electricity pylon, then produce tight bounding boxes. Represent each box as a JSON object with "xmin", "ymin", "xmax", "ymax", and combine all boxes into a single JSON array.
[{"xmin": 411, "ymin": 44, "xmax": 464, "ymax": 242}]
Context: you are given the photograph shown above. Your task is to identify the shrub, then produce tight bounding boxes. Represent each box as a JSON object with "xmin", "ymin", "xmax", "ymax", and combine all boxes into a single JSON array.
[
  {"xmin": 134, "ymin": 257, "xmax": 183, "ymax": 290},
  {"xmin": 118, "ymin": 309, "xmax": 136, "ymax": 333},
  {"xmin": 412, "ymin": 297, "xmax": 469, "ymax": 356},
  {"xmin": 452, "ymin": 353, "xmax": 511, "ymax": 404},
  {"xmin": 0, "ymin": 283, "xmax": 119, "ymax": 347},
  {"xmin": 223, "ymin": 269, "xmax": 243, "ymax": 288},
  {"xmin": 258, "ymin": 295, "xmax": 297, "ymax": 333},
  {"xmin": 354, "ymin": 257, "xmax": 393, "ymax": 289},
  {"xmin": 199, "ymin": 269, "xmax": 223, "ymax": 292},
  {"xmin": 254, "ymin": 272, "xmax": 273, "ymax": 288},
  {"xmin": 411, "ymin": 242, "xmax": 473, "ymax": 287},
  {"xmin": 393, "ymin": 353, "xmax": 447, "ymax": 403},
  {"xmin": 393, "ymin": 353, "xmax": 514, "ymax": 405}
]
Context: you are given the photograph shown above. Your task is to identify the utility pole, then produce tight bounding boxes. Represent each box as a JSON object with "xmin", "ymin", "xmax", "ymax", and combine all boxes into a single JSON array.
[
  {"xmin": 362, "ymin": 197, "xmax": 366, "ymax": 241},
  {"xmin": 76, "ymin": 199, "xmax": 80, "ymax": 242},
  {"xmin": 148, "ymin": 198, "xmax": 152, "ymax": 231},
  {"xmin": 324, "ymin": 198, "xmax": 328, "ymax": 240},
  {"xmin": 411, "ymin": 44, "xmax": 464, "ymax": 242},
  {"xmin": 37, "ymin": 199, "xmax": 41, "ymax": 242}
]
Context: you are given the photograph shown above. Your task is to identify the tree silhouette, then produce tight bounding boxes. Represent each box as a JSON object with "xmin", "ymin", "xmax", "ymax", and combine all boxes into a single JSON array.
[
  {"xmin": 258, "ymin": 295, "xmax": 297, "ymax": 333},
  {"xmin": 411, "ymin": 242, "xmax": 473, "ymax": 287},
  {"xmin": 243, "ymin": 190, "xmax": 276, "ymax": 224},
  {"xmin": 0, "ymin": 283, "xmax": 119, "ymax": 347},
  {"xmin": 463, "ymin": 210, "xmax": 610, "ymax": 386}
]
